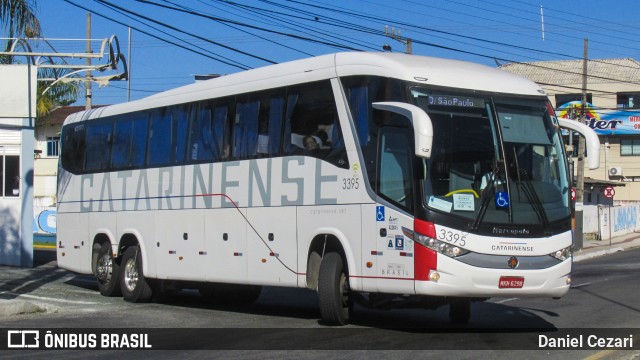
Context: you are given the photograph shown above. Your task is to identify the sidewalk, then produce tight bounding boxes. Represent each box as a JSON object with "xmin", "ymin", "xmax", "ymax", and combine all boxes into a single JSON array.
[{"xmin": 574, "ymin": 231, "xmax": 640, "ymax": 262}]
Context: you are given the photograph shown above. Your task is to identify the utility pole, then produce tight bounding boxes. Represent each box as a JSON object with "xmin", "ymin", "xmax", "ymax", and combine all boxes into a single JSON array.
[
  {"xmin": 384, "ymin": 26, "xmax": 412, "ymax": 54},
  {"xmin": 575, "ymin": 38, "xmax": 588, "ymax": 251},
  {"xmin": 85, "ymin": 13, "xmax": 92, "ymax": 110}
]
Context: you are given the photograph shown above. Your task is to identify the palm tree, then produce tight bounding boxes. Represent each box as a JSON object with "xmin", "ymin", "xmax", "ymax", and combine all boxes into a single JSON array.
[
  {"xmin": 1, "ymin": 0, "xmax": 41, "ymax": 62},
  {"xmin": 1, "ymin": 0, "xmax": 79, "ymax": 118}
]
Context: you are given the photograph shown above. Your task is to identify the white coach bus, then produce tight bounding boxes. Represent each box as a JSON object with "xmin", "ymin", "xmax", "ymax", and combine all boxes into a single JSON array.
[{"xmin": 57, "ymin": 52, "xmax": 599, "ymax": 325}]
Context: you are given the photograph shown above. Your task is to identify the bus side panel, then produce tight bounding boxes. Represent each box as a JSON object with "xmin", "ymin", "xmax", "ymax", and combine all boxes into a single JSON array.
[
  {"xmin": 88, "ymin": 211, "xmax": 117, "ymax": 270},
  {"xmin": 117, "ymin": 210, "xmax": 158, "ymax": 279},
  {"xmin": 204, "ymin": 208, "xmax": 248, "ymax": 284},
  {"xmin": 297, "ymin": 204, "xmax": 362, "ymax": 291},
  {"xmin": 154, "ymin": 209, "xmax": 205, "ymax": 281},
  {"xmin": 359, "ymin": 203, "xmax": 379, "ymax": 292},
  {"xmin": 247, "ymin": 207, "xmax": 298, "ymax": 286},
  {"xmin": 373, "ymin": 206, "xmax": 416, "ymax": 295},
  {"xmin": 56, "ymin": 212, "xmax": 91, "ymax": 274}
]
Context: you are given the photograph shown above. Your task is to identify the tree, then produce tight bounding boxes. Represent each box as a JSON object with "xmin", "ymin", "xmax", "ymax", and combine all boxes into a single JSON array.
[
  {"xmin": 1, "ymin": 0, "xmax": 79, "ymax": 118},
  {"xmin": 1, "ymin": 0, "xmax": 40, "ymax": 60}
]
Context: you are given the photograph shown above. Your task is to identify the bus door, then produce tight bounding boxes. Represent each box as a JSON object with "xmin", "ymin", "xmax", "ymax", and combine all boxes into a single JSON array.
[{"xmin": 373, "ymin": 125, "xmax": 416, "ymax": 294}]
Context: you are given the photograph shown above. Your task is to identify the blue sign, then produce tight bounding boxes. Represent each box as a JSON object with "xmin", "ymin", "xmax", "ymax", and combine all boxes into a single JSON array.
[
  {"xmin": 376, "ymin": 206, "xmax": 385, "ymax": 221},
  {"xmin": 395, "ymin": 235, "xmax": 404, "ymax": 250},
  {"xmin": 495, "ymin": 192, "xmax": 510, "ymax": 209},
  {"xmin": 557, "ymin": 101, "xmax": 640, "ymax": 136}
]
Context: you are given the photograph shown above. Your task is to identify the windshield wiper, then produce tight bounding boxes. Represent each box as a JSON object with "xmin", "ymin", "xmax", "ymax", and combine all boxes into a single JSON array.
[
  {"xmin": 512, "ymin": 148, "xmax": 552, "ymax": 236},
  {"xmin": 470, "ymin": 164, "xmax": 502, "ymax": 231}
]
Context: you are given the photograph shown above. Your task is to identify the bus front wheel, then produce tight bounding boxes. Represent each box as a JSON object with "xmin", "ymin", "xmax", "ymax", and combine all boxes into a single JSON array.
[
  {"xmin": 95, "ymin": 242, "xmax": 121, "ymax": 297},
  {"xmin": 120, "ymin": 246, "xmax": 153, "ymax": 303},
  {"xmin": 318, "ymin": 252, "xmax": 352, "ymax": 326}
]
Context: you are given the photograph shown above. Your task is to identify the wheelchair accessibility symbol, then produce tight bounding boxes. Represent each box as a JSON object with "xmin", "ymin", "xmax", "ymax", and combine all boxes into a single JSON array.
[
  {"xmin": 495, "ymin": 192, "xmax": 510, "ymax": 209},
  {"xmin": 376, "ymin": 206, "xmax": 385, "ymax": 221}
]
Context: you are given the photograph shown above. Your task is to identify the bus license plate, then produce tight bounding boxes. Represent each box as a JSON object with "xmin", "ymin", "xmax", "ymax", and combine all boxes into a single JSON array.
[{"xmin": 499, "ymin": 276, "xmax": 524, "ymax": 289}]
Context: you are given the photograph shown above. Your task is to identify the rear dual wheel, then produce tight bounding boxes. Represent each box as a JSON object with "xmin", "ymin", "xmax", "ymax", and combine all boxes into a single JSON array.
[
  {"xmin": 95, "ymin": 242, "xmax": 121, "ymax": 297},
  {"xmin": 120, "ymin": 246, "xmax": 153, "ymax": 303}
]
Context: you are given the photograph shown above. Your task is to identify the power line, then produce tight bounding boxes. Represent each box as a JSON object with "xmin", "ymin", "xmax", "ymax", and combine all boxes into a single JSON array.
[
  {"xmin": 184, "ymin": 0, "xmax": 316, "ymax": 57},
  {"xmin": 90, "ymin": 0, "xmax": 255, "ymax": 70},
  {"xmin": 62, "ymin": 0, "xmax": 252, "ymax": 70},
  {"xmin": 214, "ymin": 0, "xmax": 382, "ymax": 52},
  {"xmin": 135, "ymin": 0, "xmax": 363, "ymax": 51},
  {"xmin": 94, "ymin": 0, "xmax": 277, "ymax": 65},
  {"xmin": 275, "ymin": 0, "xmax": 640, "ymax": 87}
]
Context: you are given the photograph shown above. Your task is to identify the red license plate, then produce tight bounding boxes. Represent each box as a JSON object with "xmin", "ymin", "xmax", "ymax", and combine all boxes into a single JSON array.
[{"xmin": 499, "ymin": 276, "xmax": 524, "ymax": 289}]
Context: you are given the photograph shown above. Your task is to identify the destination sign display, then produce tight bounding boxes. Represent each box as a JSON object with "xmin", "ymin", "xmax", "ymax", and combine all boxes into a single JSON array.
[{"xmin": 428, "ymin": 95, "xmax": 485, "ymax": 108}]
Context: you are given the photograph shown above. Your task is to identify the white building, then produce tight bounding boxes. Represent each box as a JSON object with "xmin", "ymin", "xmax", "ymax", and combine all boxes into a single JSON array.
[{"xmin": 0, "ymin": 64, "xmax": 36, "ymax": 267}]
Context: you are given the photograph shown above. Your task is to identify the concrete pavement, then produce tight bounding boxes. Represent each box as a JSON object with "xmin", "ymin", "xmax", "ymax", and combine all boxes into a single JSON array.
[
  {"xmin": 1, "ymin": 231, "xmax": 639, "ymax": 317},
  {"xmin": 574, "ymin": 231, "xmax": 640, "ymax": 262}
]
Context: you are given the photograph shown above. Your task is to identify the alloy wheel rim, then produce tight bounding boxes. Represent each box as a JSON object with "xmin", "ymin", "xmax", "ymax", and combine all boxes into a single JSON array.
[{"xmin": 124, "ymin": 258, "xmax": 139, "ymax": 292}]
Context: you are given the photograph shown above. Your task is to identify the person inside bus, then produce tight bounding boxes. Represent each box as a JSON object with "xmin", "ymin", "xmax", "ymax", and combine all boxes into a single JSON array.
[
  {"xmin": 303, "ymin": 135, "xmax": 329, "ymax": 158},
  {"xmin": 314, "ymin": 124, "xmax": 332, "ymax": 148}
]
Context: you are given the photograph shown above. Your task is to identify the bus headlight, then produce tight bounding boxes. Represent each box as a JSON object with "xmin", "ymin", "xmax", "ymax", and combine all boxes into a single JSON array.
[
  {"xmin": 549, "ymin": 246, "xmax": 572, "ymax": 261},
  {"xmin": 415, "ymin": 233, "xmax": 469, "ymax": 258}
]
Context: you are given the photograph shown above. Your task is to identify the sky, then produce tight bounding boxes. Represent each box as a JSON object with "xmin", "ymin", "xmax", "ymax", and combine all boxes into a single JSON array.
[{"xmin": 18, "ymin": 0, "xmax": 640, "ymax": 106}]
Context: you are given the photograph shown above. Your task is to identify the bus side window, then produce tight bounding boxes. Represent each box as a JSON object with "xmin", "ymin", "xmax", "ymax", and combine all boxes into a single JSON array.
[
  {"xmin": 234, "ymin": 98, "xmax": 260, "ymax": 159},
  {"xmin": 61, "ymin": 124, "xmax": 86, "ymax": 174},
  {"xmin": 189, "ymin": 102, "xmax": 218, "ymax": 162},
  {"xmin": 112, "ymin": 114, "xmax": 148, "ymax": 170},
  {"xmin": 85, "ymin": 121, "xmax": 113, "ymax": 172},
  {"xmin": 172, "ymin": 105, "xmax": 189, "ymax": 164},
  {"xmin": 378, "ymin": 126, "xmax": 414, "ymax": 211},
  {"xmin": 212, "ymin": 104, "xmax": 230, "ymax": 161},
  {"xmin": 256, "ymin": 95, "xmax": 284, "ymax": 158},
  {"xmin": 285, "ymin": 80, "xmax": 347, "ymax": 168},
  {"xmin": 148, "ymin": 109, "xmax": 172, "ymax": 167}
]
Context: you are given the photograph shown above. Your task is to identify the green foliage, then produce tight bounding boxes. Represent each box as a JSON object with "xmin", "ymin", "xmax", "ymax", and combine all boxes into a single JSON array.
[{"xmin": 2, "ymin": 0, "xmax": 79, "ymax": 119}]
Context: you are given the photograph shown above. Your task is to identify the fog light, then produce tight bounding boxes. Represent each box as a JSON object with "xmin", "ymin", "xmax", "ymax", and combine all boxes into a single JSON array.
[
  {"xmin": 429, "ymin": 271, "xmax": 440, "ymax": 282},
  {"xmin": 566, "ymin": 276, "xmax": 571, "ymax": 285}
]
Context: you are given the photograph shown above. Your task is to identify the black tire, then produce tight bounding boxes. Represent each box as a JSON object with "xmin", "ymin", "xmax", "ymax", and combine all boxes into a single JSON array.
[
  {"xmin": 119, "ymin": 246, "xmax": 153, "ymax": 303},
  {"xmin": 318, "ymin": 252, "xmax": 352, "ymax": 326},
  {"xmin": 449, "ymin": 298, "xmax": 471, "ymax": 324},
  {"xmin": 199, "ymin": 283, "xmax": 262, "ymax": 305},
  {"xmin": 94, "ymin": 242, "xmax": 121, "ymax": 297}
]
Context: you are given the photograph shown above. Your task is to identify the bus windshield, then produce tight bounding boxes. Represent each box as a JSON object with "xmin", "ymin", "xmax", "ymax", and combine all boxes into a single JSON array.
[{"xmin": 411, "ymin": 87, "xmax": 571, "ymax": 229}]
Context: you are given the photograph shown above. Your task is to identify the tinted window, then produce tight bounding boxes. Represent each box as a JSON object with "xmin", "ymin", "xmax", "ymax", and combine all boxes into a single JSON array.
[
  {"xmin": 173, "ymin": 105, "xmax": 189, "ymax": 164},
  {"xmin": 60, "ymin": 123, "xmax": 86, "ymax": 174},
  {"xmin": 234, "ymin": 98, "xmax": 260, "ymax": 159},
  {"xmin": 85, "ymin": 121, "xmax": 112, "ymax": 172},
  {"xmin": 284, "ymin": 80, "xmax": 348, "ymax": 168},
  {"xmin": 341, "ymin": 76, "xmax": 406, "ymax": 178},
  {"xmin": 148, "ymin": 108, "xmax": 172, "ymax": 166},
  {"xmin": 112, "ymin": 114, "xmax": 148, "ymax": 169}
]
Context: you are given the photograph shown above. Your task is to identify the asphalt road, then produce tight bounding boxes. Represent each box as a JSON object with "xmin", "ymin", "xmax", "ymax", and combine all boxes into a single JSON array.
[{"xmin": 1, "ymin": 248, "xmax": 639, "ymax": 359}]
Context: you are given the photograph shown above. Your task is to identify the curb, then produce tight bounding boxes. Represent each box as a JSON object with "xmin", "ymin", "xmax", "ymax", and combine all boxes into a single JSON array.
[{"xmin": 574, "ymin": 246, "xmax": 625, "ymax": 263}]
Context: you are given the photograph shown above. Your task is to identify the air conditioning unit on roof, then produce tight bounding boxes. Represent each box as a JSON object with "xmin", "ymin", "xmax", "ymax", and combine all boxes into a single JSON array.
[{"xmin": 608, "ymin": 167, "xmax": 623, "ymax": 176}]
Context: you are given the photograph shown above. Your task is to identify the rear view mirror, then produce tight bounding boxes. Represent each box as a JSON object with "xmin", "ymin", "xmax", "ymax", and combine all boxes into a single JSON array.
[{"xmin": 372, "ymin": 102, "xmax": 433, "ymax": 159}]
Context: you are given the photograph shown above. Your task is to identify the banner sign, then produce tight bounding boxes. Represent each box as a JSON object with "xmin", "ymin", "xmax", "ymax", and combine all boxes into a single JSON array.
[{"xmin": 556, "ymin": 101, "xmax": 640, "ymax": 135}]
